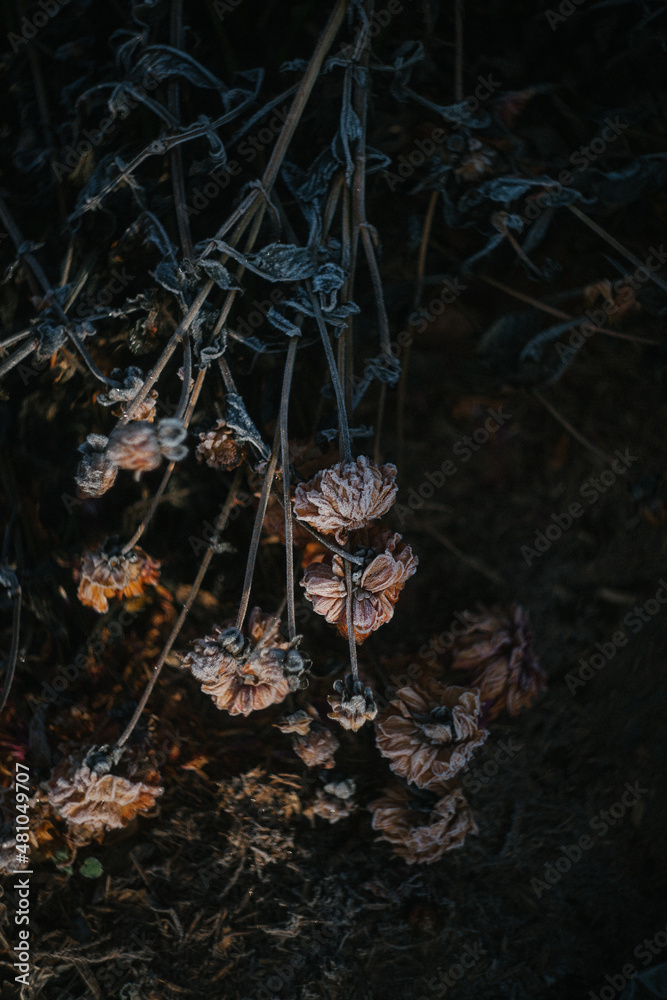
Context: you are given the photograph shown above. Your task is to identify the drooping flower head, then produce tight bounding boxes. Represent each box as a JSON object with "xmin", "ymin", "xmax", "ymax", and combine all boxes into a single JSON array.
[
  {"xmin": 46, "ymin": 744, "xmax": 163, "ymax": 846},
  {"xmin": 369, "ymin": 783, "xmax": 478, "ymax": 864},
  {"xmin": 375, "ymin": 680, "xmax": 487, "ymax": 788},
  {"xmin": 75, "ymin": 434, "xmax": 118, "ymax": 498},
  {"xmin": 301, "ymin": 526, "xmax": 418, "ymax": 643},
  {"xmin": 106, "ymin": 418, "xmax": 187, "ymax": 473},
  {"xmin": 327, "ymin": 674, "xmax": 378, "ymax": 731},
  {"xmin": 76, "ymin": 540, "xmax": 160, "ymax": 613},
  {"xmin": 294, "ymin": 455, "xmax": 398, "ymax": 545},
  {"xmin": 196, "ymin": 419, "xmax": 247, "ymax": 471},
  {"xmin": 183, "ymin": 607, "xmax": 309, "ymax": 716},
  {"xmin": 450, "ymin": 604, "xmax": 545, "ymax": 720}
]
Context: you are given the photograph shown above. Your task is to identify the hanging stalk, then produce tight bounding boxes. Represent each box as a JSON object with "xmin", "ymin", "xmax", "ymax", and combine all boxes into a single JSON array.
[
  {"xmin": 114, "ymin": 469, "xmax": 244, "ymax": 750},
  {"xmin": 280, "ymin": 337, "xmax": 300, "ymax": 641}
]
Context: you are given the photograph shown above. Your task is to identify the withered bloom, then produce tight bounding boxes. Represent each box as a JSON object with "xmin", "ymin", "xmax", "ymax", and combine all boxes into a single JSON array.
[
  {"xmin": 327, "ymin": 674, "xmax": 377, "ymax": 731},
  {"xmin": 46, "ymin": 745, "xmax": 163, "ymax": 846},
  {"xmin": 304, "ymin": 779, "xmax": 357, "ymax": 824},
  {"xmin": 274, "ymin": 710, "xmax": 313, "ymax": 735},
  {"xmin": 369, "ymin": 783, "xmax": 478, "ymax": 864},
  {"xmin": 77, "ymin": 541, "xmax": 160, "ymax": 613},
  {"xmin": 301, "ymin": 526, "xmax": 418, "ymax": 643},
  {"xmin": 183, "ymin": 607, "xmax": 309, "ymax": 716},
  {"xmin": 106, "ymin": 418, "xmax": 187, "ymax": 472},
  {"xmin": 293, "ymin": 455, "xmax": 398, "ymax": 544},
  {"xmin": 75, "ymin": 434, "xmax": 118, "ymax": 498},
  {"xmin": 291, "ymin": 723, "xmax": 339, "ymax": 769},
  {"xmin": 375, "ymin": 680, "xmax": 487, "ymax": 788},
  {"xmin": 450, "ymin": 605, "xmax": 545, "ymax": 720},
  {"xmin": 97, "ymin": 367, "xmax": 158, "ymax": 422},
  {"xmin": 196, "ymin": 419, "xmax": 247, "ymax": 470}
]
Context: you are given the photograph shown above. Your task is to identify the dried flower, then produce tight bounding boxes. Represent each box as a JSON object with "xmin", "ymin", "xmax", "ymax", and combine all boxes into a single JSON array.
[
  {"xmin": 291, "ymin": 723, "xmax": 339, "ymax": 768},
  {"xmin": 301, "ymin": 526, "xmax": 418, "ymax": 643},
  {"xmin": 304, "ymin": 779, "xmax": 357, "ymax": 824},
  {"xmin": 274, "ymin": 710, "xmax": 313, "ymax": 735},
  {"xmin": 46, "ymin": 745, "xmax": 163, "ymax": 845},
  {"xmin": 327, "ymin": 674, "xmax": 377, "ymax": 731},
  {"xmin": 76, "ymin": 541, "xmax": 160, "ymax": 613},
  {"xmin": 375, "ymin": 680, "xmax": 487, "ymax": 788},
  {"xmin": 454, "ymin": 138, "xmax": 496, "ymax": 182},
  {"xmin": 183, "ymin": 607, "xmax": 309, "ymax": 716},
  {"xmin": 369, "ymin": 783, "xmax": 478, "ymax": 864},
  {"xmin": 196, "ymin": 419, "xmax": 247, "ymax": 470},
  {"xmin": 75, "ymin": 434, "xmax": 118, "ymax": 498},
  {"xmin": 106, "ymin": 418, "xmax": 187, "ymax": 472},
  {"xmin": 293, "ymin": 455, "xmax": 398, "ymax": 544},
  {"xmin": 450, "ymin": 605, "xmax": 545, "ymax": 720},
  {"xmin": 97, "ymin": 367, "xmax": 157, "ymax": 421}
]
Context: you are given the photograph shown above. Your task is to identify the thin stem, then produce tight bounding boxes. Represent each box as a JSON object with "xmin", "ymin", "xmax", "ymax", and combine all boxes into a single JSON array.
[
  {"xmin": 0, "ymin": 585, "xmax": 21, "ymax": 714},
  {"xmin": 532, "ymin": 389, "xmax": 615, "ymax": 466},
  {"xmin": 568, "ymin": 204, "xmax": 667, "ymax": 296},
  {"xmin": 120, "ymin": 462, "xmax": 176, "ymax": 556},
  {"xmin": 478, "ymin": 273, "xmax": 659, "ymax": 345},
  {"xmin": 114, "ymin": 469, "xmax": 243, "ymax": 750},
  {"xmin": 360, "ymin": 225, "xmax": 391, "ymax": 355},
  {"xmin": 309, "ymin": 290, "xmax": 352, "ymax": 463},
  {"xmin": 168, "ymin": 0, "xmax": 194, "ymax": 260},
  {"xmin": 0, "ymin": 338, "xmax": 39, "ymax": 381},
  {"xmin": 174, "ymin": 336, "xmax": 192, "ymax": 421},
  {"xmin": 344, "ymin": 561, "xmax": 359, "ymax": 682},
  {"xmin": 236, "ymin": 423, "xmax": 282, "ymax": 632},
  {"xmin": 280, "ymin": 337, "xmax": 299, "ymax": 641}
]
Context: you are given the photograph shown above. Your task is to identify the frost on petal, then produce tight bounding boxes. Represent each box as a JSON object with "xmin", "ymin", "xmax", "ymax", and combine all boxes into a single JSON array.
[
  {"xmin": 196, "ymin": 419, "xmax": 247, "ymax": 470},
  {"xmin": 375, "ymin": 680, "xmax": 487, "ymax": 788},
  {"xmin": 46, "ymin": 745, "xmax": 163, "ymax": 846},
  {"xmin": 300, "ymin": 527, "xmax": 417, "ymax": 643},
  {"xmin": 291, "ymin": 724, "xmax": 339, "ymax": 768},
  {"xmin": 450, "ymin": 604, "xmax": 545, "ymax": 719},
  {"xmin": 369, "ymin": 783, "xmax": 478, "ymax": 864},
  {"xmin": 75, "ymin": 434, "xmax": 118, "ymax": 498},
  {"xmin": 327, "ymin": 674, "xmax": 377, "ymax": 731},
  {"xmin": 293, "ymin": 455, "xmax": 397, "ymax": 544},
  {"xmin": 106, "ymin": 421, "xmax": 162, "ymax": 471},
  {"xmin": 76, "ymin": 542, "xmax": 160, "ymax": 613},
  {"xmin": 183, "ymin": 607, "xmax": 310, "ymax": 716}
]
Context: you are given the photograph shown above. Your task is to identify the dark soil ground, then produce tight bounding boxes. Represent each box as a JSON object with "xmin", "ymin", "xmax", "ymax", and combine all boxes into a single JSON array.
[{"xmin": 1, "ymin": 1, "xmax": 666, "ymax": 998}]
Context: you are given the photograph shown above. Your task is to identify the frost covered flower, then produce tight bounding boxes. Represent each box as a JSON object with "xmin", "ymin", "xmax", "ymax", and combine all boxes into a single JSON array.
[
  {"xmin": 75, "ymin": 434, "xmax": 118, "ymax": 497},
  {"xmin": 369, "ymin": 783, "xmax": 478, "ymax": 864},
  {"xmin": 196, "ymin": 419, "xmax": 247, "ymax": 470},
  {"xmin": 304, "ymin": 779, "xmax": 357, "ymax": 824},
  {"xmin": 375, "ymin": 680, "xmax": 487, "ymax": 788},
  {"xmin": 301, "ymin": 526, "xmax": 418, "ymax": 643},
  {"xmin": 106, "ymin": 418, "xmax": 187, "ymax": 472},
  {"xmin": 450, "ymin": 605, "xmax": 545, "ymax": 720},
  {"xmin": 274, "ymin": 710, "xmax": 313, "ymax": 735},
  {"xmin": 97, "ymin": 367, "xmax": 157, "ymax": 421},
  {"xmin": 291, "ymin": 723, "xmax": 339, "ymax": 769},
  {"xmin": 293, "ymin": 455, "xmax": 398, "ymax": 544},
  {"xmin": 76, "ymin": 542, "xmax": 160, "ymax": 613},
  {"xmin": 46, "ymin": 745, "xmax": 163, "ymax": 845},
  {"xmin": 327, "ymin": 674, "xmax": 377, "ymax": 731},
  {"xmin": 183, "ymin": 607, "xmax": 309, "ymax": 716}
]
